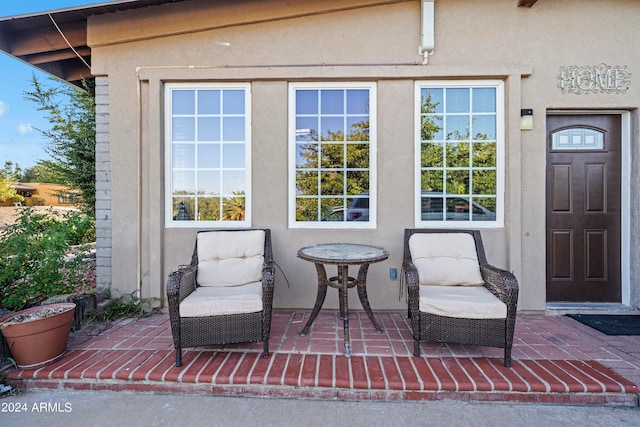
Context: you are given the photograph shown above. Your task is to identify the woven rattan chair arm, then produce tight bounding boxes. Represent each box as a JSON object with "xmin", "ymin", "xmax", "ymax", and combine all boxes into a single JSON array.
[
  {"xmin": 480, "ymin": 263, "xmax": 519, "ymax": 303},
  {"xmin": 167, "ymin": 265, "xmax": 197, "ymax": 302},
  {"xmin": 402, "ymin": 261, "xmax": 420, "ymax": 289},
  {"xmin": 262, "ymin": 262, "xmax": 276, "ymax": 288}
]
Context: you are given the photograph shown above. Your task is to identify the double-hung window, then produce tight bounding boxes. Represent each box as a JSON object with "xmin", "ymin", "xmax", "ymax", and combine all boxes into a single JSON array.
[
  {"xmin": 415, "ymin": 80, "xmax": 504, "ymax": 227},
  {"xmin": 289, "ymin": 83, "xmax": 377, "ymax": 228},
  {"xmin": 165, "ymin": 83, "xmax": 251, "ymax": 227}
]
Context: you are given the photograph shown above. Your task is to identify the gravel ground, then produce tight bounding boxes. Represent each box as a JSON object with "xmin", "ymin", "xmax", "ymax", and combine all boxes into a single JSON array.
[{"xmin": 0, "ymin": 206, "xmax": 76, "ymax": 228}]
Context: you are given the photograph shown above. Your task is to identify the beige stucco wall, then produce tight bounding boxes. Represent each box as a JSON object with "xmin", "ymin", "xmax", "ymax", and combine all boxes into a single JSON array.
[{"xmin": 88, "ymin": 0, "xmax": 640, "ymax": 313}]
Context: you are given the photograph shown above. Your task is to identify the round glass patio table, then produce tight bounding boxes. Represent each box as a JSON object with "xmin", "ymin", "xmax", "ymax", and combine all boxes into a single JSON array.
[{"xmin": 297, "ymin": 243, "xmax": 389, "ymax": 357}]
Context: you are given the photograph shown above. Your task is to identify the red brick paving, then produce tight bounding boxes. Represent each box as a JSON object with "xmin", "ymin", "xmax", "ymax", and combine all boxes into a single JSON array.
[{"xmin": 2, "ymin": 311, "xmax": 639, "ymax": 406}]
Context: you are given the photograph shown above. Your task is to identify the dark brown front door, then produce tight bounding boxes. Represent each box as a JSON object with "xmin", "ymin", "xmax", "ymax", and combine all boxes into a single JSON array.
[{"xmin": 546, "ymin": 114, "xmax": 621, "ymax": 303}]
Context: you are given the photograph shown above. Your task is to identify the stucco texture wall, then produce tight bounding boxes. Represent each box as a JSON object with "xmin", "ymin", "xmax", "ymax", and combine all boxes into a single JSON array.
[{"xmin": 89, "ymin": 0, "xmax": 640, "ymax": 312}]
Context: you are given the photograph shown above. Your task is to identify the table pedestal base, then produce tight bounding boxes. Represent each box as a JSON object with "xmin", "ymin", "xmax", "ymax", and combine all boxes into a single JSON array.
[{"xmin": 299, "ymin": 263, "xmax": 381, "ymax": 358}]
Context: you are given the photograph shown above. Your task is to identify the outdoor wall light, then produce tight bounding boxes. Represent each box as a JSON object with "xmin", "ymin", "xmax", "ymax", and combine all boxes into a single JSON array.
[{"xmin": 520, "ymin": 109, "xmax": 534, "ymax": 131}]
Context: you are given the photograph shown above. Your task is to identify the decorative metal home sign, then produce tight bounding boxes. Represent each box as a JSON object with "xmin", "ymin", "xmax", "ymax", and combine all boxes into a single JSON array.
[{"xmin": 558, "ymin": 64, "xmax": 631, "ymax": 95}]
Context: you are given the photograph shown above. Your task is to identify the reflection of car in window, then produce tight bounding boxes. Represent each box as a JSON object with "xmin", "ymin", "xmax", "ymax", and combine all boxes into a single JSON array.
[
  {"xmin": 321, "ymin": 193, "xmax": 370, "ymax": 221},
  {"xmin": 421, "ymin": 192, "xmax": 495, "ymax": 221}
]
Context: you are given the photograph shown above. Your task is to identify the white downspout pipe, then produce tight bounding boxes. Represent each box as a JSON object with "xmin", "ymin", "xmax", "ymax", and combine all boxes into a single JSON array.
[{"xmin": 419, "ymin": 0, "xmax": 435, "ymax": 65}]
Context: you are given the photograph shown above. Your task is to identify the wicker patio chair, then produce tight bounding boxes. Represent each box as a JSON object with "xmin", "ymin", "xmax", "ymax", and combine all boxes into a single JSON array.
[
  {"xmin": 167, "ymin": 229, "xmax": 275, "ymax": 367},
  {"xmin": 402, "ymin": 229, "xmax": 518, "ymax": 367}
]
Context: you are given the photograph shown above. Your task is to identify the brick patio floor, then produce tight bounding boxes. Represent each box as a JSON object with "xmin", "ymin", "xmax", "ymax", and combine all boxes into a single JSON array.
[{"xmin": 3, "ymin": 311, "xmax": 639, "ymax": 406}]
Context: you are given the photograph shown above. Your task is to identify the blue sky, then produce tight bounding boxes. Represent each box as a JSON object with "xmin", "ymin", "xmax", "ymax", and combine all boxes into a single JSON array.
[{"xmin": 0, "ymin": 1, "xmax": 110, "ymax": 170}]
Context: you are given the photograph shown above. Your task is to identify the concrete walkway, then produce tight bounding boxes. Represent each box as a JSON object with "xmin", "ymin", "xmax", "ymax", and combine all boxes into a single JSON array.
[{"xmin": 2, "ymin": 389, "xmax": 639, "ymax": 427}]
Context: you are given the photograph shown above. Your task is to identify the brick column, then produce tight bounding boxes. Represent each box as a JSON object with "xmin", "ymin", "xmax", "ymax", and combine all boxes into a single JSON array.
[{"xmin": 94, "ymin": 76, "xmax": 111, "ymax": 293}]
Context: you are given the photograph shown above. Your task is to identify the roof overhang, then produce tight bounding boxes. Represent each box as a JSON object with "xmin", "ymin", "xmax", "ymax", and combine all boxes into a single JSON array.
[
  {"xmin": 0, "ymin": 0, "xmax": 187, "ymax": 87},
  {"xmin": 0, "ymin": 0, "xmax": 539, "ymax": 87}
]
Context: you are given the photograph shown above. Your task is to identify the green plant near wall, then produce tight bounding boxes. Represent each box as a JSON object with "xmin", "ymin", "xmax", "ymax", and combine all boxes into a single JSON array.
[
  {"xmin": 98, "ymin": 291, "xmax": 160, "ymax": 323},
  {"xmin": 0, "ymin": 208, "xmax": 96, "ymax": 312}
]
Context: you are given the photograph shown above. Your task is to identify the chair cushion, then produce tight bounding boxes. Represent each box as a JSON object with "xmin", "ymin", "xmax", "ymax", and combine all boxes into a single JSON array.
[
  {"xmin": 419, "ymin": 285, "xmax": 507, "ymax": 319},
  {"xmin": 197, "ymin": 230, "xmax": 265, "ymax": 287},
  {"xmin": 179, "ymin": 282, "xmax": 263, "ymax": 317},
  {"xmin": 409, "ymin": 233, "xmax": 484, "ymax": 286}
]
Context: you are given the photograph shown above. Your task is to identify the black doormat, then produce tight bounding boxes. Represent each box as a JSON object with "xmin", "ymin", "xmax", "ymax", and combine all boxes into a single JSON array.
[{"xmin": 566, "ymin": 314, "xmax": 640, "ymax": 335}]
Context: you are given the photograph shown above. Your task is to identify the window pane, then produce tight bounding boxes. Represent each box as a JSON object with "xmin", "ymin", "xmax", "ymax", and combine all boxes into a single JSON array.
[
  {"xmin": 472, "ymin": 88, "xmax": 496, "ymax": 112},
  {"xmin": 446, "ymin": 170, "xmax": 469, "ymax": 194},
  {"xmin": 172, "ymin": 90, "xmax": 195, "ymax": 114},
  {"xmin": 296, "ymin": 143, "xmax": 318, "ymax": 168},
  {"xmin": 421, "ymin": 195, "xmax": 444, "ymax": 220},
  {"xmin": 346, "ymin": 90, "xmax": 369, "ymax": 114},
  {"xmin": 222, "ymin": 171, "xmax": 245, "ymax": 194},
  {"xmin": 223, "ymin": 117, "xmax": 245, "ymax": 141},
  {"xmin": 346, "ymin": 171, "xmax": 369, "ymax": 195},
  {"xmin": 421, "ymin": 115, "xmax": 443, "ymax": 140},
  {"xmin": 421, "ymin": 88, "xmax": 443, "ymax": 113},
  {"xmin": 446, "ymin": 116, "xmax": 470, "ymax": 140},
  {"xmin": 198, "ymin": 197, "xmax": 221, "ymax": 221},
  {"xmin": 446, "ymin": 88, "xmax": 470, "ymax": 113},
  {"xmin": 296, "ymin": 171, "xmax": 319, "ymax": 196},
  {"xmin": 296, "ymin": 197, "xmax": 318, "ymax": 221},
  {"xmin": 223, "ymin": 144, "xmax": 245, "ymax": 168},
  {"xmin": 321, "ymin": 144, "xmax": 344, "ymax": 168},
  {"xmin": 223, "ymin": 90, "xmax": 245, "ymax": 114},
  {"xmin": 446, "ymin": 142, "xmax": 470, "ymax": 168},
  {"xmin": 347, "ymin": 117, "xmax": 369, "ymax": 140},
  {"xmin": 296, "ymin": 90, "xmax": 318, "ymax": 114},
  {"xmin": 296, "ymin": 117, "xmax": 318, "ymax": 141},
  {"xmin": 421, "ymin": 143, "xmax": 443, "ymax": 167},
  {"xmin": 421, "ymin": 170, "xmax": 443, "ymax": 192},
  {"xmin": 198, "ymin": 90, "xmax": 220, "ymax": 114},
  {"xmin": 446, "ymin": 197, "xmax": 471, "ymax": 221},
  {"xmin": 173, "ymin": 144, "xmax": 195, "ymax": 168},
  {"xmin": 321, "ymin": 90, "xmax": 344, "ymax": 114},
  {"xmin": 198, "ymin": 117, "xmax": 220, "ymax": 141},
  {"xmin": 173, "ymin": 198, "xmax": 195, "ymax": 221},
  {"xmin": 321, "ymin": 117, "xmax": 344, "ymax": 140},
  {"xmin": 173, "ymin": 170, "xmax": 195, "ymax": 195},
  {"xmin": 552, "ymin": 128, "xmax": 604, "ymax": 150},
  {"xmin": 321, "ymin": 171, "xmax": 344, "ymax": 195},
  {"xmin": 198, "ymin": 170, "xmax": 220, "ymax": 195},
  {"xmin": 472, "ymin": 142, "xmax": 496, "ymax": 167},
  {"xmin": 222, "ymin": 194, "xmax": 245, "ymax": 221},
  {"xmin": 471, "ymin": 115, "xmax": 495, "ymax": 140},
  {"xmin": 472, "ymin": 170, "xmax": 496, "ymax": 195},
  {"xmin": 197, "ymin": 143, "xmax": 220, "ymax": 168},
  {"xmin": 173, "ymin": 117, "xmax": 195, "ymax": 141},
  {"xmin": 472, "ymin": 197, "xmax": 496, "ymax": 221},
  {"xmin": 346, "ymin": 144, "xmax": 369, "ymax": 168}
]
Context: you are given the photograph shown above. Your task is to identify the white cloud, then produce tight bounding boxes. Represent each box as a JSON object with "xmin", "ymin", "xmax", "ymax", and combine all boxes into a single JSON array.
[
  {"xmin": 17, "ymin": 123, "xmax": 33, "ymax": 136},
  {"xmin": 0, "ymin": 100, "xmax": 6, "ymax": 116}
]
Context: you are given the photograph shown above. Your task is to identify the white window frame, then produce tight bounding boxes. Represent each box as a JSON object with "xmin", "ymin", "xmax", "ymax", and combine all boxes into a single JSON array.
[
  {"xmin": 288, "ymin": 82, "xmax": 377, "ymax": 229},
  {"xmin": 165, "ymin": 82, "xmax": 252, "ymax": 228},
  {"xmin": 414, "ymin": 80, "xmax": 504, "ymax": 228}
]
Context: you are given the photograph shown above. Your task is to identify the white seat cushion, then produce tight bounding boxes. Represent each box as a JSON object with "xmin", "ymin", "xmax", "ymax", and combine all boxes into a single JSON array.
[
  {"xmin": 419, "ymin": 285, "xmax": 507, "ymax": 319},
  {"xmin": 197, "ymin": 230, "xmax": 265, "ymax": 287},
  {"xmin": 179, "ymin": 282, "xmax": 263, "ymax": 317},
  {"xmin": 409, "ymin": 233, "xmax": 484, "ymax": 286}
]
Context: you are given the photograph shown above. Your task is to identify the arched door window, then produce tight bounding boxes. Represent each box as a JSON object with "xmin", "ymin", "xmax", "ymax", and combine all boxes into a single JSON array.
[{"xmin": 551, "ymin": 127, "xmax": 604, "ymax": 150}]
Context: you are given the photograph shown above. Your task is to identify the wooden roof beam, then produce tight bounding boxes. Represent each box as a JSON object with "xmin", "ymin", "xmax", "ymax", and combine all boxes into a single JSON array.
[
  {"xmin": 25, "ymin": 47, "xmax": 91, "ymax": 65},
  {"xmin": 7, "ymin": 20, "xmax": 86, "ymax": 56}
]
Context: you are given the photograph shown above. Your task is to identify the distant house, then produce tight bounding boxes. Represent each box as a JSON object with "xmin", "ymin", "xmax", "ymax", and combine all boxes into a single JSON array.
[
  {"xmin": 0, "ymin": 0, "xmax": 638, "ymax": 314},
  {"xmin": 0, "ymin": 183, "xmax": 77, "ymax": 207}
]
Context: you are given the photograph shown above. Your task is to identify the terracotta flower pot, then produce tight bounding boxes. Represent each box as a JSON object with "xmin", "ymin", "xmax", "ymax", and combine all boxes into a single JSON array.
[{"xmin": 0, "ymin": 303, "xmax": 76, "ymax": 369}]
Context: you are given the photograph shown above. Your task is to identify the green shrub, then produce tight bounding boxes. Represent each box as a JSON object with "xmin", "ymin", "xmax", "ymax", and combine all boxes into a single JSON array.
[
  {"xmin": 0, "ymin": 208, "xmax": 96, "ymax": 311},
  {"xmin": 30, "ymin": 195, "xmax": 47, "ymax": 206}
]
